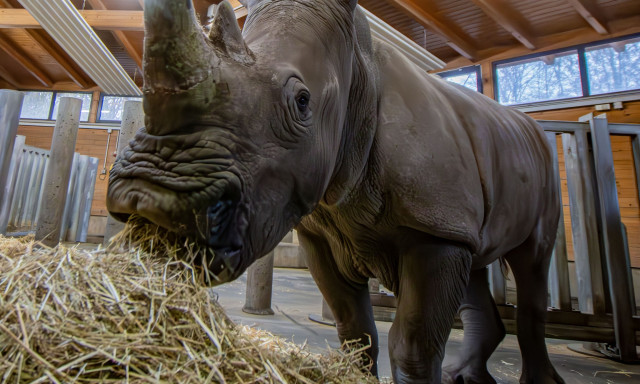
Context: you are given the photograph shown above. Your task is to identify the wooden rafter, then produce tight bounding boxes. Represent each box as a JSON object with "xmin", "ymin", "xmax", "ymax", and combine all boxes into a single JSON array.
[
  {"xmin": 387, "ymin": 0, "xmax": 477, "ymax": 60},
  {"xmin": 0, "ymin": 0, "xmax": 91, "ymax": 88},
  {"xmin": 0, "ymin": 61, "xmax": 20, "ymax": 87},
  {"xmin": 471, "ymin": 0, "xmax": 536, "ymax": 50},
  {"xmin": 0, "ymin": 30, "xmax": 52, "ymax": 87},
  {"xmin": 86, "ymin": 0, "xmax": 142, "ymax": 70},
  {"xmin": 0, "ymin": 9, "xmax": 144, "ymax": 31},
  {"xmin": 566, "ymin": 0, "xmax": 608, "ymax": 35}
]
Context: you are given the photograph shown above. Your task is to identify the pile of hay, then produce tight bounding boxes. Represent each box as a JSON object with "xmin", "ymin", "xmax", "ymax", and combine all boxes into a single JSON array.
[{"xmin": 0, "ymin": 224, "xmax": 377, "ymax": 382}]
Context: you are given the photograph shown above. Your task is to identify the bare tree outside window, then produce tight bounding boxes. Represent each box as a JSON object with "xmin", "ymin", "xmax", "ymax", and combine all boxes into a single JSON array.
[
  {"xmin": 51, "ymin": 92, "xmax": 93, "ymax": 121},
  {"xmin": 496, "ymin": 51, "xmax": 582, "ymax": 105},
  {"xmin": 586, "ymin": 38, "xmax": 640, "ymax": 95},
  {"xmin": 99, "ymin": 95, "xmax": 143, "ymax": 121},
  {"xmin": 19, "ymin": 91, "xmax": 53, "ymax": 119}
]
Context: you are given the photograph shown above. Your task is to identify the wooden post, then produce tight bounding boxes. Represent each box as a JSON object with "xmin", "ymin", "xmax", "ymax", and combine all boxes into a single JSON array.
[
  {"xmin": 242, "ymin": 251, "xmax": 275, "ymax": 315},
  {"xmin": 103, "ymin": 100, "xmax": 144, "ymax": 244},
  {"xmin": 35, "ymin": 97, "xmax": 82, "ymax": 247},
  {"xmin": 545, "ymin": 132, "xmax": 572, "ymax": 311},
  {"xmin": 589, "ymin": 115, "xmax": 638, "ymax": 362},
  {"xmin": 0, "ymin": 90, "xmax": 24, "ymax": 213},
  {"xmin": 562, "ymin": 131, "xmax": 606, "ymax": 314}
]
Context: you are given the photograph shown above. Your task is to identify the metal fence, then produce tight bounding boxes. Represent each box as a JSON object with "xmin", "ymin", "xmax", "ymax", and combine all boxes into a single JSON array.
[{"xmin": 0, "ymin": 135, "xmax": 99, "ymax": 242}]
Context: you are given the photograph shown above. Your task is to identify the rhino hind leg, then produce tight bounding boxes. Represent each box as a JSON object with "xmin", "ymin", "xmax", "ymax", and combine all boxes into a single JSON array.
[
  {"xmin": 389, "ymin": 239, "xmax": 472, "ymax": 383},
  {"xmin": 442, "ymin": 267, "xmax": 505, "ymax": 384},
  {"xmin": 505, "ymin": 227, "xmax": 565, "ymax": 384}
]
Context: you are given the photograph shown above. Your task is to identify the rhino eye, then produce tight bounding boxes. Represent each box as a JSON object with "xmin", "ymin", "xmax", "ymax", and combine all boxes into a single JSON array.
[{"xmin": 296, "ymin": 93, "xmax": 309, "ymax": 112}]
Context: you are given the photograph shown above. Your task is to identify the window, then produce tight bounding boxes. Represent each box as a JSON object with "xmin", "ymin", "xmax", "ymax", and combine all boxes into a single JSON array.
[
  {"xmin": 495, "ymin": 51, "xmax": 582, "ymax": 105},
  {"xmin": 585, "ymin": 37, "xmax": 640, "ymax": 95},
  {"xmin": 494, "ymin": 33, "xmax": 640, "ymax": 106},
  {"xmin": 51, "ymin": 92, "xmax": 93, "ymax": 121},
  {"xmin": 19, "ymin": 91, "xmax": 53, "ymax": 119},
  {"xmin": 98, "ymin": 95, "xmax": 143, "ymax": 122},
  {"xmin": 438, "ymin": 66, "xmax": 482, "ymax": 92},
  {"xmin": 19, "ymin": 90, "xmax": 92, "ymax": 121}
]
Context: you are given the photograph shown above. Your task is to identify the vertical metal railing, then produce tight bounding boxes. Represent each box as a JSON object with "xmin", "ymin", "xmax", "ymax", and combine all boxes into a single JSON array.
[{"xmin": 0, "ymin": 136, "xmax": 99, "ymax": 242}]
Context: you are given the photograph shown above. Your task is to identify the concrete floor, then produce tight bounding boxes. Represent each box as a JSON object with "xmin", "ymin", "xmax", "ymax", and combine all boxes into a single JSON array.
[{"xmin": 212, "ymin": 268, "xmax": 640, "ymax": 384}]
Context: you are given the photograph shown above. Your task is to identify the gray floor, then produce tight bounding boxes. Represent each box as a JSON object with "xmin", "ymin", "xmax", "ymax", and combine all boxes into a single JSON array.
[{"xmin": 212, "ymin": 268, "xmax": 640, "ymax": 384}]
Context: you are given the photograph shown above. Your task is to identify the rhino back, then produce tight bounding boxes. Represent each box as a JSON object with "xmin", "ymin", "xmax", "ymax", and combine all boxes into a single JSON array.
[{"xmin": 372, "ymin": 41, "xmax": 557, "ymax": 264}]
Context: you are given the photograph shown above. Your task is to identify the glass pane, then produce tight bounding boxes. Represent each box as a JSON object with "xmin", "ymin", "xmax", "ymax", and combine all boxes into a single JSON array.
[
  {"xmin": 19, "ymin": 91, "xmax": 53, "ymax": 119},
  {"xmin": 99, "ymin": 95, "xmax": 143, "ymax": 121},
  {"xmin": 586, "ymin": 38, "xmax": 640, "ymax": 95},
  {"xmin": 496, "ymin": 51, "xmax": 582, "ymax": 105},
  {"xmin": 51, "ymin": 92, "xmax": 93, "ymax": 121},
  {"xmin": 443, "ymin": 72, "xmax": 479, "ymax": 91}
]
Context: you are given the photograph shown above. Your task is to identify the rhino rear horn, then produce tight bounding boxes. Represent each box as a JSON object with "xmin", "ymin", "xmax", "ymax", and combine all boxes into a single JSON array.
[{"xmin": 208, "ymin": 1, "xmax": 254, "ymax": 64}]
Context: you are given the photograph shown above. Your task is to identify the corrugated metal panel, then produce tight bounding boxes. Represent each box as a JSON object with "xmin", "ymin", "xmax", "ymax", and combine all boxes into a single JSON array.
[{"xmin": 18, "ymin": 0, "xmax": 141, "ymax": 95}]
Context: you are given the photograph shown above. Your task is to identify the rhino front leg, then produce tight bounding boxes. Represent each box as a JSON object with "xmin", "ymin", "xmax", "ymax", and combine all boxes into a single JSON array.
[
  {"xmin": 298, "ymin": 229, "xmax": 379, "ymax": 376},
  {"xmin": 390, "ymin": 239, "xmax": 472, "ymax": 383}
]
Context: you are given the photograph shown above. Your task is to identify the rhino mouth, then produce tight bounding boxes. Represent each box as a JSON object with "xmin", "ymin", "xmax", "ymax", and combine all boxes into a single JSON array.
[{"xmin": 107, "ymin": 130, "xmax": 250, "ymax": 284}]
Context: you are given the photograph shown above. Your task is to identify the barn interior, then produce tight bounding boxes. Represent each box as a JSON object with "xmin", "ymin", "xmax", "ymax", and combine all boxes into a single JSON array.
[{"xmin": 0, "ymin": 0, "xmax": 639, "ymax": 382}]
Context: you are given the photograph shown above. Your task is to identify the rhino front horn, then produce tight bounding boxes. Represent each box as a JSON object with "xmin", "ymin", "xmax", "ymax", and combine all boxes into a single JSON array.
[{"xmin": 208, "ymin": 1, "xmax": 254, "ymax": 64}]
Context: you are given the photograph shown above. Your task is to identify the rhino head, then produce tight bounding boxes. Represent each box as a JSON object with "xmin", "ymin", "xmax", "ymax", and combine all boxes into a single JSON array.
[{"xmin": 107, "ymin": 0, "xmax": 374, "ymax": 283}]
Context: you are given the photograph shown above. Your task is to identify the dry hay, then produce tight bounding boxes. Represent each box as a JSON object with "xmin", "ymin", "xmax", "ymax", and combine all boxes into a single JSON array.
[{"xmin": 0, "ymin": 222, "xmax": 378, "ymax": 383}]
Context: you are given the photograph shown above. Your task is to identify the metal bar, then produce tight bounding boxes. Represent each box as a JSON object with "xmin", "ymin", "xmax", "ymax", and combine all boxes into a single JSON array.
[
  {"xmin": 562, "ymin": 132, "xmax": 606, "ymax": 314},
  {"xmin": 15, "ymin": 152, "xmax": 34, "ymax": 229},
  {"xmin": 0, "ymin": 90, "xmax": 24, "ymax": 206},
  {"xmin": 33, "ymin": 155, "xmax": 49, "ymax": 233},
  {"xmin": 77, "ymin": 157, "xmax": 99, "ymax": 242},
  {"xmin": 488, "ymin": 260, "xmax": 507, "ymax": 305},
  {"xmin": 537, "ymin": 120, "xmax": 640, "ymax": 136},
  {"xmin": 545, "ymin": 132, "xmax": 572, "ymax": 311},
  {"xmin": 67, "ymin": 155, "xmax": 89, "ymax": 241},
  {"xmin": 0, "ymin": 135, "xmax": 25, "ymax": 234},
  {"xmin": 8, "ymin": 149, "xmax": 29, "ymax": 229},
  {"xmin": 60, "ymin": 153, "xmax": 80, "ymax": 242},
  {"xmin": 589, "ymin": 115, "xmax": 638, "ymax": 362}
]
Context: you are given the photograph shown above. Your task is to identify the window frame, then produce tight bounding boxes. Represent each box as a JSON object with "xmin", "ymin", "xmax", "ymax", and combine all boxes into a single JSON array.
[
  {"xmin": 437, "ymin": 65, "xmax": 483, "ymax": 93},
  {"xmin": 493, "ymin": 33, "xmax": 640, "ymax": 106},
  {"xmin": 97, "ymin": 93, "xmax": 143, "ymax": 123},
  {"xmin": 19, "ymin": 90, "xmax": 93, "ymax": 121}
]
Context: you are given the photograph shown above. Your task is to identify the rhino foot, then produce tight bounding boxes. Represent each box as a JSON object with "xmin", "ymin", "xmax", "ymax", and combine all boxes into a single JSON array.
[{"xmin": 441, "ymin": 365, "xmax": 496, "ymax": 384}]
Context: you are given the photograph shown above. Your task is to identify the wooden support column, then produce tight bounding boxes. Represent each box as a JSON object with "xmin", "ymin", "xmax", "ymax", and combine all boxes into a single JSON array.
[
  {"xmin": 35, "ymin": 97, "xmax": 82, "ymax": 247},
  {"xmin": 0, "ymin": 89, "xmax": 24, "ymax": 234},
  {"xmin": 546, "ymin": 132, "xmax": 572, "ymax": 311},
  {"xmin": 589, "ymin": 115, "xmax": 638, "ymax": 362},
  {"xmin": 562, "ymin": 131, "xmax": 606, "ymax": 315},
  {"xmin": 103, "ymin": 100, "xmax": 144, "ymax": 244},
  {"xmin": 243, "ymin": 251, "xmax": 275, "ymax": 315}
]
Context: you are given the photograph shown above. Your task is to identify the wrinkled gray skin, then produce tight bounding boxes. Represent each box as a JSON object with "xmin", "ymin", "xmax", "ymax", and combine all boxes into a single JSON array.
[{"xmin": 107, "ymin": 0, "xmax": 565, "ymax": 382}]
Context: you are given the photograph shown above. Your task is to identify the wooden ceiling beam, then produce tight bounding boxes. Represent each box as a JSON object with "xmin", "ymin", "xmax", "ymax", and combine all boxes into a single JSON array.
[
  {"xmin": 566, "ymin": 0, "xmax": 609, "ymax": 35},
  {"xmin": 86, "ymin": 0, "xmax": 142, "ymax": 70},
  {"xmin": 0, "ymin": 61, "xmax": 21, "ymax": 88},
  {"xmin": 387, "ymin": 0, "xmax": 477, "ymax": 60},
  {"xmin": 0, "ymin": 9, "xmax": 144, "ymax": 31},
  {"xmin": 27, "ymin": 29, "xmax": 92, "ymax": 88},
  {"xmin": 471, "ymin": 0, "xmax": 536, "ymax": 50},
  {"xmin": 0, "ymin": 30, "xmax": 52, "ymax": 87}
]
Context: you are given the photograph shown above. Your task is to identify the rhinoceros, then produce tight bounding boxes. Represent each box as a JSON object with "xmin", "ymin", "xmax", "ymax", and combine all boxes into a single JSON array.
[{"xmin": 107, "ymin": 0, "xmax": 565, "ymax": 382}]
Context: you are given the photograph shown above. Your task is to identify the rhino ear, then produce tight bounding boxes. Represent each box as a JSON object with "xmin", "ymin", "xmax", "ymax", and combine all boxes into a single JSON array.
[{"xmin": 208, "ymin": 1, "xmax": 254, "ymax": 63}]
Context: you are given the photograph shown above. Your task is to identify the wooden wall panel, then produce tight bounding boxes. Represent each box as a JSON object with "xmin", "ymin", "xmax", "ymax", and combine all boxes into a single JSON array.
[{"xmin": 16, "ymin": 125, "xmax": 118, "ymax": 217}]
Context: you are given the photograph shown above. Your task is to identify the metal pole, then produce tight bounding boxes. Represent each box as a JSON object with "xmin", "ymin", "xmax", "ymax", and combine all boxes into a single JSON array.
[
  {"xmin": 0, "ymin": 90, "xmax": 24, "ymax": 210},
  {"xmin": 35, "ymin": 97, "xmax": 82, "ymax": 247},
  {"xmin": 243, "ymin": 251, "xmax": 275, "ymax": 315},
  {"xmin": 588, "ymin": 115, "xmax": 638, "ymax": 362},
  {"xmin": 103, "ymin": 100, "xmax": 144, "ymax": 245}
]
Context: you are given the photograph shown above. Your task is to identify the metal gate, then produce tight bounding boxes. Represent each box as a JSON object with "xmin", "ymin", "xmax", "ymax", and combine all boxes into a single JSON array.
[{"xmin": 0, "ymin": 135, "xmax": 99, "ymax": 242}]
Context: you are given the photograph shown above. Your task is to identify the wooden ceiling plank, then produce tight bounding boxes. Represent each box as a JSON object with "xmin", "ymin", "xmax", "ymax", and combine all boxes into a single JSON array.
[
  {"xmin": 86, "ymin": 0, "xmax": 142, "ymax": 69},
  {"xmin": 387, "ymin": 0, "xmax": 477, "ymax": 60},
  {"xmin": 0, "ymin": 9, "xmax": 144, "ymax": 31},
  {"xmin": 0, "ymin": 31, "xmax": 52, "ymax": 87},
  {"xmin": 471, "ymin": 0, "xmax": 536, "ymax": 50},
  {"xmin": 566, "ymin": 0, "xmax": 609, "ymax": 35},
  {"xmin": 0, "ymin": 61, "xmax": 21, "ymax": 88},
  {"xmin": 27, "ymin": 29, "xmax": 92, "ymax": 88}
]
